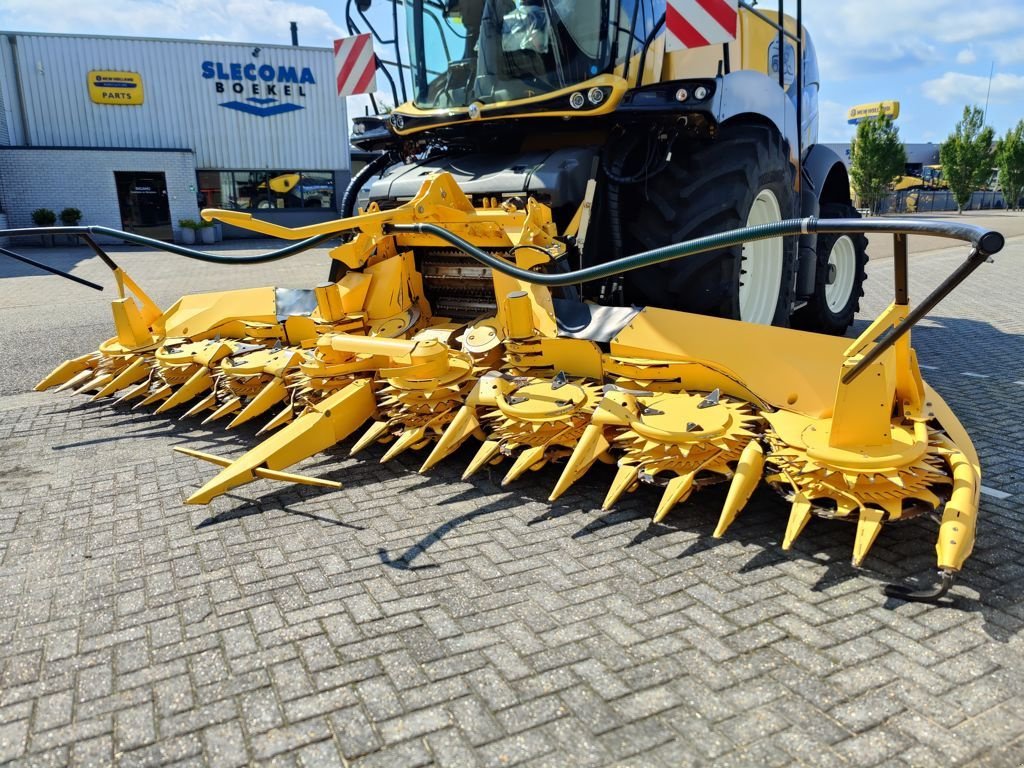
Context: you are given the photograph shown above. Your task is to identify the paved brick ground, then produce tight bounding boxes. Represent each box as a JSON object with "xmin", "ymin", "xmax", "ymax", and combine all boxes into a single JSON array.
[{"xmin": 1, "ymin": 215, "xmax": 1023, "ymax": 767}]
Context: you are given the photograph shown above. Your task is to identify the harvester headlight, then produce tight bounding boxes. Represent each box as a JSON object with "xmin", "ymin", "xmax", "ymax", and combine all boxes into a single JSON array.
[
  {"xmin": 694, "ymin": 85, "xmax": 709, "ymax": 100},
  {"xmin": 675, "ymin": 88, "xmax": 689, "ymax": 102},
  {"xmin": 468, "ymin": 102, "xmax": 482, "ymax": 120},
  {"xmin": 390, "ymin": 113, "xmax": 405, "ymax": 130},
  {"xmin": 352, "ymin": 122, "xmax": 366, "ymax": 136},
  {"xmin": 569, "ymin": 91, "xmax": 586, "ymax": 109},
  {"xmin": 587, "ymin": 87, "xmax": 605, "ymax": 106}
]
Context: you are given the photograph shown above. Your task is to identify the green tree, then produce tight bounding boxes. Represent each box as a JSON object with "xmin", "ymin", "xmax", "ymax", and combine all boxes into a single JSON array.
[
  {"xmin": 939, "ymin": 106, "xmax": 995, "ymax": 214},
  {"xmin": 849, "ymin": 113, "xmax": 907, "ymax": 214},
  {"xmin": 995, "ymin": 120, "xmax": 1024, "ymax": 211}
]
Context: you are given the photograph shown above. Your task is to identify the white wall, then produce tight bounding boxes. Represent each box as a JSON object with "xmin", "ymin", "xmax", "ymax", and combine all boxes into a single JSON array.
[{"xmin": 0, "ymin": 148, "xmax": 199, "ymax": 234}]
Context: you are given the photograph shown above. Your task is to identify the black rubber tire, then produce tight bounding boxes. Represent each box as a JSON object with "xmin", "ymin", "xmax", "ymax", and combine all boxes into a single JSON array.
[
  {"xmin": 624, "ymin": 124, "xmax": 799, "ymax": 326},
  {"xmin": 790, "ymin": 202, "xmax": 868, "ymax": 334}
]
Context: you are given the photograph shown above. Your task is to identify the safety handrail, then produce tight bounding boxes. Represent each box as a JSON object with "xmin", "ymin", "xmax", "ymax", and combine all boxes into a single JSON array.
[
  {"xmin": 387, "ymin": 218, "xmax": 1002, "ymax": 285},
  {"xmin": 386, "ymin": 217, "xmax": 1003, "ymax": 384},
  {"xmin": 0, "ymin": 225, "xmax": 335, "ymax": 271},
  {"xmin": 0, "ymin": 217, "xmax": 1004, "ymax": 384}
]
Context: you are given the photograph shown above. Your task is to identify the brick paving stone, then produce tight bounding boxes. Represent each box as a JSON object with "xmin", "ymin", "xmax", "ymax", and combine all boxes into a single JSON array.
[
  {"xmin": 28, "ymin": 715, "xmax": 113, "ymax": 753},
  {"xmin": 829, "ymin": 687, "xmax": 907, "ymax": 733},
  {"xmin": 351, "ymin": 737, "xmax": 434, "ymax": 768},
  {"xmin": 834, "ymin": 726, "xmax": 912, "ymax": 768},
  {"xmin": 2, "ymin": 228, "xmax": 1024, "ymax": 766},
  {"xmin": 201, "ymin": 721, "xmax": 248, "ymax": 767},
  {"xmin": 424, "ymin": 728, "xmax": 479, "ymax": 768},
  {"xmin": 597, "ymin": 713, "xmax": 675, "ymax": 761},
  {"xmin": 119, "ymin": 733, "xmax": 204, "ymax": 767},
  {"xmin": 295, "ymin": 738, "xmax": 346, "ymax": 768},
  {"xmin": 0, "ymin": 717, "xmax": 29, "ymax": 763},
  {"xmin": 250, "ymin": 717, "xmax": 334, "ymax": 760},
  {"xmin": 33, "ymin": 690, "xmax": 74, "ymax": 732},
  {"xmin": 112, "ymin": 704, "xmax": 155, "ymax": 753},
  {"xmin": 69, "ymin": 732, "xmax": 114, "ymax": 768},
  {"xmin": 478, "ymin": 730, "xmax": 553, "ymax": 767}
]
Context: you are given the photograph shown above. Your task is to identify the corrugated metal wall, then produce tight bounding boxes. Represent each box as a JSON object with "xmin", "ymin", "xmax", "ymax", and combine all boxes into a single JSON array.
[{"xmin": 8, "ymin": 33, "xmax": 349, "ymax": 170}]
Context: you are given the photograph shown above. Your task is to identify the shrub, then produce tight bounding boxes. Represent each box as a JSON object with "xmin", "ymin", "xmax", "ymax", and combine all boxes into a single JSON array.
[
  {"xmin": 31, "ymin": 208, "xmax": 57, "ymax": 227},
  {"xmin": 59, "ymin": 207, "xmax": 82, "ymax": 226},
  {"xmin": 178, "ymin": 218, "xmax": 201, "ymax": 230}
]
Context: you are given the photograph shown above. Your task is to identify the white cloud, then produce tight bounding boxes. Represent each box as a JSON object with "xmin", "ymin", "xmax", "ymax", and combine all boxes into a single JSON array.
[
  {"xmin": 0, "ymin": 0, "xmax": 345, "ymax": 47},
  {"xmin": 956, "ymin": 48, "xmax": 977, "ymax": 65},
  {"xmin": 922, "ymin": 71, "xmax": 1024, "ymax": 105},
  {"xmin": 803, "ymin": 0, "xmax": 1024, "ymax": 81},
  {"xmin": 994, "ymin": 37, "xmax": 1024, "ymax": 65},
  {"xmin": 817, "ymin": 99, "xmax": 855, "ymax": 143}
]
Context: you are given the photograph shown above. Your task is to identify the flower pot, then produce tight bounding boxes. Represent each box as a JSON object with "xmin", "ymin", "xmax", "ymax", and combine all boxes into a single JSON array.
[
  {"xmin": 199, "ymin": 226, "xmax": 216, "ymax": 245},
  {"xmin": 179, "ymin": 228, "xmax": 196, "ymax": 245}
]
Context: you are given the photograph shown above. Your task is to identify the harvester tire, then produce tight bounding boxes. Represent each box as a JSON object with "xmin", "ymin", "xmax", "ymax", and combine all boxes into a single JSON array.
[
  {"xmin": 625, "ymin": 124, "xmax": 798, "ymax": 326},
  {"xmin": 790, "ymin": 202, "xmax": 868, "ymax": 334}
]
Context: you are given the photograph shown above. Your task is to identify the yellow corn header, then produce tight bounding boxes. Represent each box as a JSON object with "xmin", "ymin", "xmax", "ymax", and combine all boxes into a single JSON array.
[{"xmin": 3, "ymin": 173, "xmax": 1004, "ymax": 602}]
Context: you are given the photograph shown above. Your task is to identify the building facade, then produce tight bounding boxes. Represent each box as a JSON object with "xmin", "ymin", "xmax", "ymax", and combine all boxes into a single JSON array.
[
  {"xmin": 821, "ymin": 142, "xmax": 941, "ymax": 173},
  {"xmin": 0, "ymin": 32, "xmax": 350, "ymax": 239}
]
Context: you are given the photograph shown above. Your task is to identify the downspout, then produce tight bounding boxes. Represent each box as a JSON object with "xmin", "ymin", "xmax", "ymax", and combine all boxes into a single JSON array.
[{"xmin": 7, "ymin": 35, "xmax": 32, "ymax": 146}]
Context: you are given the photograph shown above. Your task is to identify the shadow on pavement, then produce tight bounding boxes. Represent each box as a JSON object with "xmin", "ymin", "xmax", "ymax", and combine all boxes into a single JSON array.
[
  {"xmin": 33, "ymin": 307, "xmax": 1024, "ymax": 644},
  {"xmin": 376, "ymin": 491, "xmax": 523, "ymax": 571},
  {"xmin": 195, "ymin": 495, "xmax": 366, "ymax": 531},
  {"xmin": 0, "ymin": 244, "xmax": 98, "ymax": 280}
]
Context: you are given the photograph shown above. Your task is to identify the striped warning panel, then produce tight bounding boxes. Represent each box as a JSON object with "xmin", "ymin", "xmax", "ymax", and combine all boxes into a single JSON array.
[
  {"xmin": 333, "ymin": 33, "xmax": 377, "ymax": 97},
  {"xmin": 665, "ymin": 0, "xmax": 738, "ymax": 52}
]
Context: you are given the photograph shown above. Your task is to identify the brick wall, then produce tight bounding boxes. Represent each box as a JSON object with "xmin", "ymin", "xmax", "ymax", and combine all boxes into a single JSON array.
[{"xmin": 0, "ymin": 148, "xmax": 200, "ymax": 237}]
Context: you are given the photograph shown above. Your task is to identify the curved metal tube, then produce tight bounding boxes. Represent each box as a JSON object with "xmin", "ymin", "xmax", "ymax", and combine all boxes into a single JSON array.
[
  {"xmin": 0, "ymin": 225, "xmax": 336, "ymax": 266},
  {"xmin": 1, "ymin": 216, "xmax": 1004, "ymax": 308},
  {"xmin": 388, "ymin": 217, "xmax": 1004, "ymax": 288},
  {"xmin": 341, "ymin": 151, "xmax": 397, "ymax": 218},
  {"xmin": 0, "ymin": 244, "xmax": 104, "ymax": 290},
  {"xmin": 884, "ymin": 571, "xmax": 956, "ymax": 603}
]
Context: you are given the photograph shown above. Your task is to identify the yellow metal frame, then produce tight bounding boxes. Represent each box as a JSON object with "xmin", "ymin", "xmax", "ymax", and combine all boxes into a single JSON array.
[{"xmin": 35, "ymin": 172, "xmax": 982, "ymax": 586}]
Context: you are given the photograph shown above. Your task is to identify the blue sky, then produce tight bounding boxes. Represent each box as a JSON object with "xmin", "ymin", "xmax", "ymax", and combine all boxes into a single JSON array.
[{"xmin": 3, "ymin": 0, "xmax": 1024, "ymax": 144}]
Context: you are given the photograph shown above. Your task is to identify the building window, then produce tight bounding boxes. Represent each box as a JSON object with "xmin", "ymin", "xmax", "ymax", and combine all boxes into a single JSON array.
[{"xmin": 197, "ymin": 170, "xmax": 335, "ymax": 211}]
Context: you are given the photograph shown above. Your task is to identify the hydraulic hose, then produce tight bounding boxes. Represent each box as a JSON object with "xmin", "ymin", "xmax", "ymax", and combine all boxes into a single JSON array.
[
  {"xmin": 341, "ymin": 151, "xmax": 397, "ymax": 218},
  {"xmin": 2, "ymin": 217, "xmax": 1004, "ymax": 294},
  {"xmin": 0, "ymin": 225, "xmax": 335, "ymax": 266},
  {"xmin": 389, "ymin": 218, "xmax": 1004, "ymax": 288}
]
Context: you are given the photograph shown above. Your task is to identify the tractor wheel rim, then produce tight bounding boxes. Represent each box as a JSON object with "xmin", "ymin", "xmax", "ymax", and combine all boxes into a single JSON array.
[
  {"xmin": 825, "ymin": 235, "xmax": 857, "ymax": 313},
  {"xmin": 740, "ymin": 189, "xmax": 784, "ymax": 325}
]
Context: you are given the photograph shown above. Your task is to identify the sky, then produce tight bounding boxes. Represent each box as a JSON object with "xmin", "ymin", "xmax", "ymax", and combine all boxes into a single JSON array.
[{"xmin": 3, "ymin": 0, "xmax": 1024, "ymax": 144}]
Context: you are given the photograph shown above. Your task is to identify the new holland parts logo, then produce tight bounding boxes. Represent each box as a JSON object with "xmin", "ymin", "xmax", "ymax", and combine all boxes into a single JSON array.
[{"xmin": 202, "ymin": 60, "xmax": 316, "ymax": 117}]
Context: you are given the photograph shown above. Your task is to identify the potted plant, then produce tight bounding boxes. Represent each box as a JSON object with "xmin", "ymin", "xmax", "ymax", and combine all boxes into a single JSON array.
[
  {"xmin": 178, "ymin": 218, "xmax": 199, "ymax": 245},
  {"xmin": 31, "ymin": 208, "xmax": 57, "ymax": 246},
  {"xmin": 59, "ymin": 207, "xmax": 82, "ymax": 246},
  {"xmin": 59, "ymin": 207, "xmax": 82, "ymax": 226},
  {"xmin": 198, "ymin": 219, "xmax": 216, "ymax": 245}
]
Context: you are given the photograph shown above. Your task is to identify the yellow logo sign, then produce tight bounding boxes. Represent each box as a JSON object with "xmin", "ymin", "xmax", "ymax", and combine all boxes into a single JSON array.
[
  {"xmin": 88, "ymin": 71, "xmax": 144, "ymax": 105},
  {"xmin": 847, "ymin": 101, "xmax": 899, "ymax": 124}
]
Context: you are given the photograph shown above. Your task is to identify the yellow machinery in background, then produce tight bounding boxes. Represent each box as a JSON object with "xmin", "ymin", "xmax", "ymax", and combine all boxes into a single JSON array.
[{"xmin": 9, "ymin": 171, "xmax": 1003, "ymax": 602}]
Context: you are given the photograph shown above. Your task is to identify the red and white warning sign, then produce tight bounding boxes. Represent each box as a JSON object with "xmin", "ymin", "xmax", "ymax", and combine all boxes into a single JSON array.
[
  {"xmin": 333, "ymin": 33, "xmax": 377, "ymax": 97},
  {"xmin": 665, "ymin": 0, "xmax": 738, "ymax": 52}
]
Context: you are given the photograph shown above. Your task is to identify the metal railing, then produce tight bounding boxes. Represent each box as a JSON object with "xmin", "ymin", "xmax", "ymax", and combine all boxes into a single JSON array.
[{"xmin": 0, "ymin": 216, "xmax": 1005, "ymax": 388}]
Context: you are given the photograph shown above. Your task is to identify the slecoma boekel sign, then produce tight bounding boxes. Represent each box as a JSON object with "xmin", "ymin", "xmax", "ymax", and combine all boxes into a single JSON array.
[{"xmin": 201, "ymin": 60, "xmax": 317, "ymax": 117}]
